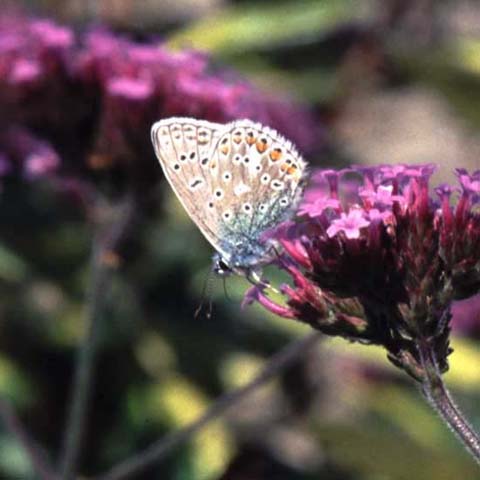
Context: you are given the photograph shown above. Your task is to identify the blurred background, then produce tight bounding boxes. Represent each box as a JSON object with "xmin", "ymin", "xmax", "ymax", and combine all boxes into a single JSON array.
[{"xmin": 1, "ymin": 0, "xmax": 480, "ymax": 479}]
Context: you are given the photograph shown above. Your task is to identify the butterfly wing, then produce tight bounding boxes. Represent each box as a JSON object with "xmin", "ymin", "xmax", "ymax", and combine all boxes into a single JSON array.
[
  {"xmin": 207, "ymin": 119, "xmax": 307, "ymax": 263},
  {"xmin": 151, "ymin": 117, "xmax": 228, "ymax": 254},
  {"xmin": 151, "ymin": 117, "xmax": 307, "ymax": 268}
]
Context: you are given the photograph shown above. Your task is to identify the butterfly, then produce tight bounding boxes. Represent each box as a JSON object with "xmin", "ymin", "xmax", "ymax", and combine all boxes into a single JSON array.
[{"xmin": 150, "ymin": 117, "xmax": 307, "ymax": 280}]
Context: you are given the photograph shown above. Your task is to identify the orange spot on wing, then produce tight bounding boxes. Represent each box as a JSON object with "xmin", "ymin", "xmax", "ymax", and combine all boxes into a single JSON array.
[
  {"xmin": 220, "ymin": 146, "xmax": 229, "ymax": 155},
  {"xmin": 246, "ymin": 133, "xmax": 256, "ymax": 145},
  {"xmin": 232, "ymin": 134, "xmax": 242, "ymax": 144},
  {"xmin": 287, "ymin": 166, "xmax": 298, "ymax": 175},
  {"xmin": 269, "ymin": 148, "xmax": 282, "ymax": 162},
  {"xmin": 280, "ymin": 163, "xmax": 289, "ymax": 172},
  {"xmin": 210, "ymin": 161, "xmax": 217, "ymax": 169},
  {"xmin": 256, "ymin": 139, "xmax": 268, "ymax": 153}
]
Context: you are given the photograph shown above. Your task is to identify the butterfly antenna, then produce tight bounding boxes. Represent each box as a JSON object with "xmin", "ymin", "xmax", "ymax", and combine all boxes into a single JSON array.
[{"xmin": 222, "ymin": 276, "xmax": 233, "ymax": 302}]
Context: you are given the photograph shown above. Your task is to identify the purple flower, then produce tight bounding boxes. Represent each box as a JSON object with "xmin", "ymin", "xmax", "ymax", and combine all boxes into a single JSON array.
[
  {"xmin": 359, "ymin": 184, "xmax": 405, "ymax": 208},
  {"xmin": 9, "ymin": 59, "xmax": 42, "ymax": 85},
  {"xmin": 24, "ymin": 147, "xmax": 60, "ymax": 179},
  {"xmin": 298, "ymin": 195, "xmax": 340, "ymax": 218},
  {"xmin": 0, "ymin": 126, "xmax": 60, "ymax": 179},
  {"xmin": 456, "ymin": 169, "xmax": 480, "ymax": 204},
  {"xmin": 107, "ymin": 77, "xmax": 154, "ymax": 102},
  {"xmin": 326, "ymin": 209, "xmax": 370, "ymax": 239},
  {"xmin": 0, "ymin": 13, "xmax": 321, "ymax": 195},
  {"xmin": 247, "ymin": 165, "xmax": 480, "ymax": 381}
]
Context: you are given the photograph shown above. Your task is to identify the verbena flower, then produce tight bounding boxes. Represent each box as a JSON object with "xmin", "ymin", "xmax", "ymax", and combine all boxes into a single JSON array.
[
  {"xmin": 245, "ymin": 165, "xmax": 480, "ymax": 381},
  {"xmin": 0, "ymin": 14, "xmax": 319, "ymax": 195}
]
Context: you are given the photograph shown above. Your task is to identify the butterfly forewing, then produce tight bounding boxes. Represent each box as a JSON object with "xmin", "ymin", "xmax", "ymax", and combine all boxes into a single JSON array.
[{"xmin": 151, "ymin": 118, "xmax": 227, "ymax": 252}]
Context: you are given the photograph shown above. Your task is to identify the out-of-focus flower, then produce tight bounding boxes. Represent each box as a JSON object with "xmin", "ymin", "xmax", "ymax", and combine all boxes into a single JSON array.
[
  {"xmin": 0, "ymin": 14, "xmax": 321, "ymax": 198},
  {"xmin": 452, "ymin": 294, "xmax": 480, "ymax": 338},
  {"xmin": 245, "ymin": 165, "xmax": 480, "ymax": 381}
]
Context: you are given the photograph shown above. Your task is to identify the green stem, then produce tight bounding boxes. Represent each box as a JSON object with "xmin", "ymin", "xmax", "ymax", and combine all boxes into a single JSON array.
[
  {"xmin": 419, "ymin": 342, "xmax": 480, "ymax": 464},
  {"xmin": 59, "ymin": 195, "xmax": 136, "ymax": 480}
]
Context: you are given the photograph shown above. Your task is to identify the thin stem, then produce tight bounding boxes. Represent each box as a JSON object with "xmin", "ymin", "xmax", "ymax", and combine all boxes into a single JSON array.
[
  {"xmin": 0, "ymin": 396, "xmax": 58, "ymax": 480},
  {"xmin": 59, "ymin": 195, "xmax": 136, "ymax": 480},
  {"xmin": 419, "ymin": 342, "xmax": 480, "ymax": 464},
  {"xmin": 94, "ymin": 331, "xmax": 323, "ymax": 480}
]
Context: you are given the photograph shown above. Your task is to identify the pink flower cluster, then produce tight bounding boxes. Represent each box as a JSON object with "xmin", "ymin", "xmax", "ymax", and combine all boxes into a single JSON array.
[
  {"xmin": 246, "ymin": 165, "xmax": 480, "ymax": 380},
  {"xmin": 0, "ymin": 14, "xmax": 319, "ymax": 192}
]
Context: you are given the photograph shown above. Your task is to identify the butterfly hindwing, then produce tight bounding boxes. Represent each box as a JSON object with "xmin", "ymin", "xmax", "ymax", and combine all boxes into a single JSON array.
[{"xmin": 209, "ymin": 120, "xmax": 307, "ymax": 250}]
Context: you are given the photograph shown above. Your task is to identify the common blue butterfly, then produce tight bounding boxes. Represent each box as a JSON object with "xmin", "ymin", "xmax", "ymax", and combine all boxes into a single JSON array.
[{"xmin": 151, "ymin": 117, "xmax": 307, "ymax": 279}]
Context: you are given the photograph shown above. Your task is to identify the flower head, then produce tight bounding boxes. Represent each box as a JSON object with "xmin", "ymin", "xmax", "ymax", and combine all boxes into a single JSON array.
[
  {"xmin": 0, "ymin": 14, "xmax": 321, "ymax": 198},
  {"xmin": 248, "ymin": 165, "xmax": 480, "ymax": 381}
]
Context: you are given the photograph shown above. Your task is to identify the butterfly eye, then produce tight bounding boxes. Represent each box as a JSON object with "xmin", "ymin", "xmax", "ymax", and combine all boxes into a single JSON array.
[{"xmin": 216, "ymin": 259, "xmax": 231, "ymax": 275}]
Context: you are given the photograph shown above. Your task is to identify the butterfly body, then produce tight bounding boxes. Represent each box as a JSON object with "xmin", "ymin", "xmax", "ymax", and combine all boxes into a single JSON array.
[{"xmin": 151, "ymin": 117, "xmax": 307, "ymax": 277}]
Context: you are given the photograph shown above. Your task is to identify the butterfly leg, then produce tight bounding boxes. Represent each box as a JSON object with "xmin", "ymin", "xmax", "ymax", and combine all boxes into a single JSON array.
[{"xmin": 246, "ymin": 268, "xmax": 280, "ymax": 295}]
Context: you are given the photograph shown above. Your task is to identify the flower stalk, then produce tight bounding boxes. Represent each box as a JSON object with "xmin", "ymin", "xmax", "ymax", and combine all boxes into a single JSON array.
[
  {"xmin": 418, "ymin": 340, "xmax": 480, "ymax": 464},
  {"xmin": 59, "ymin": 194, "xmax": 137, "ymax": 479}
]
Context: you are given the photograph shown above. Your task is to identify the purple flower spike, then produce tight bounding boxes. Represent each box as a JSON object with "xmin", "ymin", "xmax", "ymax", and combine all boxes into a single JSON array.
[
  {"xmin": 246, "ymin": 164, "xmax": 480, "ymax": 382},
  {"xmin": 0, "ymin": 13, "xmax": 321, "ymax": 192}
]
